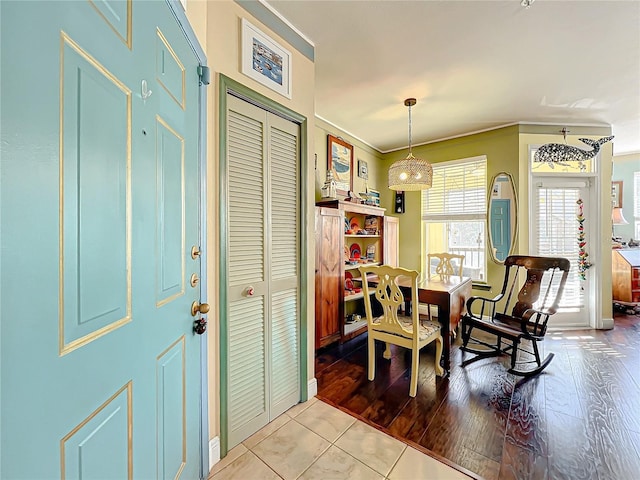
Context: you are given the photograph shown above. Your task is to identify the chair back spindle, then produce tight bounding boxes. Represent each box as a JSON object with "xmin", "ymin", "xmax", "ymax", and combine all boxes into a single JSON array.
[{"xmin": 461, "ymin": 255, "xmax": 570, "ymax": 377}]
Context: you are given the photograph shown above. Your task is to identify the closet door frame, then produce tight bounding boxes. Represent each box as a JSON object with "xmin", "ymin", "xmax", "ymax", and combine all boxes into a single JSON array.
[{"xmin": 218, "ymin": 74, "xmax": 308, "ymax": 456}]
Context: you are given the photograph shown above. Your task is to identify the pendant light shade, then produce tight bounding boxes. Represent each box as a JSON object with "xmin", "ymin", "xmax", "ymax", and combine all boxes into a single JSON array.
[{"xmin": 388, "ymin": 98, "xmax": 433, "ymax": 191}]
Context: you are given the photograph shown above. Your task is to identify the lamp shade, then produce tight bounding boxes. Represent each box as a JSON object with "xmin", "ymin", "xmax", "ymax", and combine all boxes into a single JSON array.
[
  {"xmin": 388, "ymin": 153, "xmax": 433, "ymax": 190},
  {"xmin": 612, "ymin": 207, "xmax": 628, "ymax": 225},
  {"xmin": 388, "ymin": 98, "xmax": 433, "ymax": 191}
]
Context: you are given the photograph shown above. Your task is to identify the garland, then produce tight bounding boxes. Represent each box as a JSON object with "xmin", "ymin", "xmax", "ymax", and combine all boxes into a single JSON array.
[{"xmin": 576, "ymin": 198, "xmax": 591, "ymax": 280}]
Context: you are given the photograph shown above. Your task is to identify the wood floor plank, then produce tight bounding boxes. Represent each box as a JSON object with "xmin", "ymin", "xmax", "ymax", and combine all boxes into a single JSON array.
[
  {"xmin": 499, "ymin": 436, "xmax": 548, "ymax": 480},
  {"xmin": 566, "ymin": 338, "xmax": 640, "ymax": 434},
  {"xmin": 386, "ymin": 374, "xmax": 449, "ymax": 442},
  {"xmin": 313, "ymin": 312, "xmax": 640, "ymax": 480},
  {"xmin": 501, "ymin": 373, "xmax": 549, "ymax": 480},
  {"xmin": 419, "ymin": 360, "xmax": 512, "ymax": 464},
  {"xmin": 546, "ymin": 409, "xmax": 598, "ymax": 480}
]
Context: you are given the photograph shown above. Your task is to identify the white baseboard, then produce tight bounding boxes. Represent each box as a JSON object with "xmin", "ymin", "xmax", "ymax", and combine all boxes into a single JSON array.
[
  {"xmin": 307, "ymin": 378, "xmax": 317, "ymax": 398},
  {"xmin": 600, "ymin": 317, "xmax": 614, "ymax": 330},
  {"xmin": 209, "ymin": 436, "xmax": 220, "ymax": 471}
]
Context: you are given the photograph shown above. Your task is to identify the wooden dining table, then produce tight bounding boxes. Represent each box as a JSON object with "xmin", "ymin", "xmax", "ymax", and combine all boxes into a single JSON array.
[{"xmin": 395, "ymin": 274, "xmax": 472, "ymax": 376}]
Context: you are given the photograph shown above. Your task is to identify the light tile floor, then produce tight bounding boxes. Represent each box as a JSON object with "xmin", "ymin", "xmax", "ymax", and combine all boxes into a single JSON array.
[{"xmin": 209, "ymin": 397, "xmax": 471, "ymax": 480}]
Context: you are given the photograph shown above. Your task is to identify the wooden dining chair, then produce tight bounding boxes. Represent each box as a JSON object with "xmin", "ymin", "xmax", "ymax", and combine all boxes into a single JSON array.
[
  {"xmin": 460, "ymin": 255, "xmax": 570, "ymax": 377},
  {"xmin": 423, "ymin": 253, "xmax": 465, "ymax": 324},
  {"xmin": 427, "ymin": 252, "xmax": 465, "ymax": 277},
  {"xmin": 359, "ymin": 265, "xmax": 444, "ymax": 397}
]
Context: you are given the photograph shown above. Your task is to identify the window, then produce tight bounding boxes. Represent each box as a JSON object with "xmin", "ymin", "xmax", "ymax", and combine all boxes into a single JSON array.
[
  {"xmin": 635, "ymin": 172, "xmax": 640, "ymax": 239},
  {"xmin": 421, "ymin": 156, "xmax": 487, "ymax": 281}
]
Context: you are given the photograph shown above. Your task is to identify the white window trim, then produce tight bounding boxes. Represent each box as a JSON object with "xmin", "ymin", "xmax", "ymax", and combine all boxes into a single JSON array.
[{"xmin": 421, "ymin": 155, "xmax": 487, "ymax": 282}]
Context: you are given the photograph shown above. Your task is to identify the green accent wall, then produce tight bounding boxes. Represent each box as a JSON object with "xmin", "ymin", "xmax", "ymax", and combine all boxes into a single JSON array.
[{"xmin": 380, "ymin": 125, "xmax": 520, "ymax": 290}]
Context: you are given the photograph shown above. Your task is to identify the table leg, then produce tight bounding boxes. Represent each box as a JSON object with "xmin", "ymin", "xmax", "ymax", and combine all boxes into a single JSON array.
[{"xmin": 438, "ymin": 299, "xmax": 451, "ymax": 375}]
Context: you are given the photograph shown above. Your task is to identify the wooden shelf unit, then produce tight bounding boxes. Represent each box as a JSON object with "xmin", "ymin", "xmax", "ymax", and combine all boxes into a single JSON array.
[{"xmin": 315, "ymin": 200, "xmax": 398, "ymax": 349}]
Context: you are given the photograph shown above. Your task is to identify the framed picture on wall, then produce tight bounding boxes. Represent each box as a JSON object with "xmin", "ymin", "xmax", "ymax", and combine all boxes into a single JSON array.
[
  {"xmin": 327, "ymin": 134, "xmax": 353, "ymax": 195},
  {"xmin": 241, "ymin": 18, "xmax": 292, "ymax": 99},
  {"xmin": 612, "ymin": 181, "xmax": 622, "ymax": 208}
]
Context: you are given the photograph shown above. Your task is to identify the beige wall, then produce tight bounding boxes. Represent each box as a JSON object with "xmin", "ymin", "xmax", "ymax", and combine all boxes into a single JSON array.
[{"xmin": 185, "ymin": 0, "xmax": 316, "ymax": 444}]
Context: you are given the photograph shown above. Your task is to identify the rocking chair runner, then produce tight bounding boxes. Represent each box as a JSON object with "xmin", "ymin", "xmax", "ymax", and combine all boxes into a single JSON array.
[{"xmin": 460, "ymin": 255, "xmax": 570, "ymax": 377}]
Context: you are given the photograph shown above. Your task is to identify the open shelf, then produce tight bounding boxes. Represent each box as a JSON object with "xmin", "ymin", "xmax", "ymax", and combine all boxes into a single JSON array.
[
  {"xmin": 344, "ymin": 318, "xmax": 367, "ymax": 336},
  {"xmin": 345, "ymin": 234, "xmax": 381, "ymax": 238},
  {"xmin": 344, "ymin": 290, "xmax": 374, "ymax": 302},
  {"xmin": 345, "ymin": 262, "xmax": 380, "ymax": 271}
]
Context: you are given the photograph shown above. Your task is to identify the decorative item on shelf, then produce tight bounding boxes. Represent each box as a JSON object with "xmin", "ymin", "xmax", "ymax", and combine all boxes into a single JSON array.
[
  {"xmin": 349, "ymin": 243, "xmax": 361, "ymax": 261},
  {"xmin": 364, "ymin": 216, "xmax": 379, "ymax": 235},
  {"xmin": 533, "ymin": 127, "xmax": 613, "ymax": 172},
  {"xmin": 367, "ymin": 188, "xmax": 380, "ymax": 206},
  {"xmin": 388, "ymin": 98, "xmax": 433, "ymax": 191},
  {"xmin": 345, "ymin": 274, "xmax": 354, "ymax": 292},
  {"xmin": 320, "ymin": 168, "xmax": 337, "ymax": 199},
  {"xmin": 345, "ymin": 190, "xmax": 364, "ymax": 203},
  {"xmin": 345, "ymin": 314, "xmax": 361, "ymax": 324},
  {"xmin": 576, "ymin": 199, "xmax": 591, "ymax": 281},
  {"xmin": 366, "ymin": 244, "xmax": 376, "ymax": 261}
]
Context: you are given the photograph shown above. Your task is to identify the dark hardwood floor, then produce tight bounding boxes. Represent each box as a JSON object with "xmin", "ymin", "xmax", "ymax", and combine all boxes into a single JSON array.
[{"xmin": 315, "ymin": 312, "xmax": 640, "ymax": 480}]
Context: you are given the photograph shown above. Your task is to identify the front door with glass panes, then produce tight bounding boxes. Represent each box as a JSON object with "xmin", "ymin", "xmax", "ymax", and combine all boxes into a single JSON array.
[{"xmin": 529, "ymin": 134, "xmax": 599, "ymax": 331}]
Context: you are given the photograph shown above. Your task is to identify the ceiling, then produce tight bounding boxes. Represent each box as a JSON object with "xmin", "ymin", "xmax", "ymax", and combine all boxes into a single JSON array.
[{"xmin": 266, "ymin": 0, "xmax": 640, "ymax": 156}]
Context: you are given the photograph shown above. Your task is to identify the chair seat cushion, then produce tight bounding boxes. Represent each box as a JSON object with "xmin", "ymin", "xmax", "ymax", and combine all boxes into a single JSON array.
[{"xmin": 372, "ymin": 316, "xmax": 441, "ymax": 341}]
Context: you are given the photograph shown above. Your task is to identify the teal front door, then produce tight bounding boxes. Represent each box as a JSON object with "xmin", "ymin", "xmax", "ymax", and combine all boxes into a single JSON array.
[{"xmin": 1, "ymin": 1, "xmax": 205, "ymax": 478}]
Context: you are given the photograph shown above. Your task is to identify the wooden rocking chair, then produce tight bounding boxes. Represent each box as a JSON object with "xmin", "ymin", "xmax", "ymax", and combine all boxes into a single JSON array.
[{"xmin": 460, "ymin": 255, "xmax": 570, "ymax": 377}]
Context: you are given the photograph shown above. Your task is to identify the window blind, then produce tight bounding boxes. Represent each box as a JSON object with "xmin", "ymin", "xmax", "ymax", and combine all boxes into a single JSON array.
[
  {"xmin": 421, "ymin": 157, "xmax": 487, "ymax": 221},
  {"xmin": 534, "ymin": 185, "xmax": 583, "ymax": 308}
]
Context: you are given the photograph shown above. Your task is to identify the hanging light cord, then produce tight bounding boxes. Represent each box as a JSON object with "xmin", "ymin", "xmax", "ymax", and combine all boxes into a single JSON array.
[
  {"xmin": 408, "ymin": 103, "xmax": 413, "ymax": 155},
  {"xmin": 405, "ymin": 98, "xmax": 416, "ymax": 156}
]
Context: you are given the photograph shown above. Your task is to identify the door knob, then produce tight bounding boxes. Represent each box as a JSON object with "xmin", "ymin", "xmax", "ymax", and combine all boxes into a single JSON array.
[{"xmin": 191, "ymin": 301, "xmax": 210, "ymax": 316}]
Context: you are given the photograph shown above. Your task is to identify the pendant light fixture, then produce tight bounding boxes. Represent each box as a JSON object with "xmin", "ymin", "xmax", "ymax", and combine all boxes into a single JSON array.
[{"xmin": 388, "ymin": 98, "xmax": 433, "ymax": 191}]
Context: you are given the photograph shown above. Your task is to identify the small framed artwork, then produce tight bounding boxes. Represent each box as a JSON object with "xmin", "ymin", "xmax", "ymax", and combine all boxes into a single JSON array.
[
  {"xmin": 357, "ymin": 159, "xmax": 368, "ymax": 179},
  {"xmin": 241, "ymin": 18, "xmax": 292, "ymax": 99},
  {"xmin": 612, "ymin": 181, "xmax": 622, "ymax": 208},
  {"xmin": 328, "ymin": 134, "xmax": 353, "ymax": 195}
]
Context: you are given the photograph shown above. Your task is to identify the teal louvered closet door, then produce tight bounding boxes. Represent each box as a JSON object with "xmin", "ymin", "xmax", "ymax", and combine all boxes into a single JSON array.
[{"xmin": 224, "ymin": 95, "xmax": 300, "ymax": 449}]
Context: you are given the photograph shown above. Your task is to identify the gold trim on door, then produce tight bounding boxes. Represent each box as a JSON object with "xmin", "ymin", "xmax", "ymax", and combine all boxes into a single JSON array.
[
  {"xmin": 88, "ymin": 0, "xmax": 133, "ymax": 49},
  {"xmin": 58, "ymin": 32, "xmax": 132, "ymax": 356},
  {"xmin": 60, "ymin": 381, "xmax": 133, "ymax": 479}
]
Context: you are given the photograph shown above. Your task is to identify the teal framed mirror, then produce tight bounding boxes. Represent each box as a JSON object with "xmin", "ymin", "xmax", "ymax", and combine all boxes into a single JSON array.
[{"xmin": 488, "ymin": 172, "xmax": 517, "ymax": 264}]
